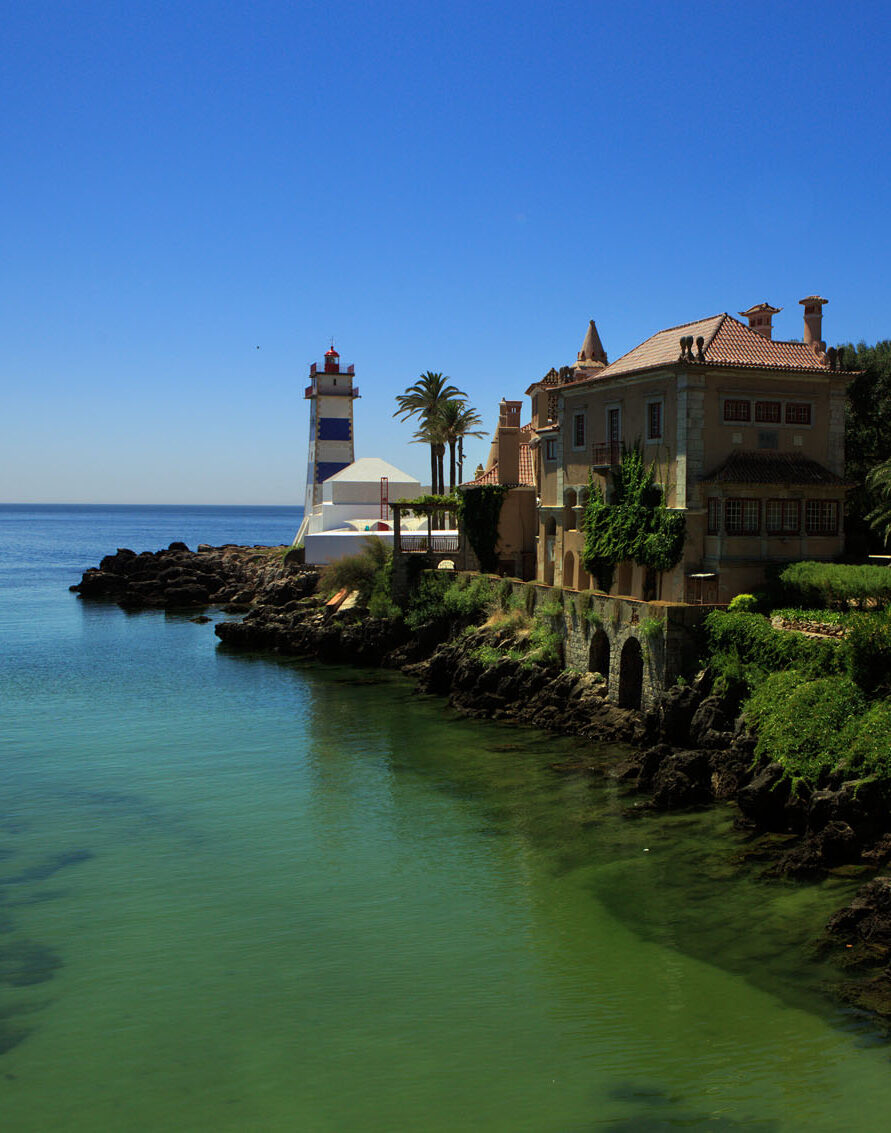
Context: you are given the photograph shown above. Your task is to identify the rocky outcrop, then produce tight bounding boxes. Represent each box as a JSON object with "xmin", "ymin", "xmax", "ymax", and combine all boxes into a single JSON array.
[{"xmin": 71, "ymin": 543, "xmax": 319, "ymax": 612}]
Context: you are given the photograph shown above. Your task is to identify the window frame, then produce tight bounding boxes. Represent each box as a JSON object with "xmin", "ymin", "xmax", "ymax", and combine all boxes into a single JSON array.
[
  {"xmin": 805, "ymin": 499, "xmax": 839, "ymax": 535},
  {"xmin": 785, "ymin": 402, "xmax": 813, "ymax": 427},
  {"xmin": 544, "ymin": 437, "xmax": 557, "ymax": 462},
  {"xmin": 766, "ymin": 498, "xmax": 800, "ymax": 535},
  {"xmin": 646, "ymin": 397, "xmax": 664, "ymax": 443},
  {"xmin": 755, "ymin": 400, "xmax": 782, "ymax": 424},
  {"xmin": 722, "ymin": 398, "xmax": 751, "ymax": 423},
  {"xmin": 724, "ymin": 497, "xmax": 761, "ymax": 535},
  {"xmin": 571, "ymin": 412, "xmax": 586, "ymax": 451}
]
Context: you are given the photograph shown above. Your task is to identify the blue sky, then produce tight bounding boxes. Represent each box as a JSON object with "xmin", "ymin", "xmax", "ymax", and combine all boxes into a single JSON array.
[{"xmin": 3, "ymin": 0, "xmax": 890, "ymax": 504}]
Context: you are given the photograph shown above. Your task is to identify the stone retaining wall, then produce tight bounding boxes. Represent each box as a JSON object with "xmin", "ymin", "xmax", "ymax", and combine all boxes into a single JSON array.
[{"xmin": 417, "ymin": 570, "xmax": 722, "ymax": 711}]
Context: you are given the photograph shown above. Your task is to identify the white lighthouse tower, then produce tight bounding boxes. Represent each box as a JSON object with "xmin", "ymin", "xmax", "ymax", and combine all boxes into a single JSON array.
[{"xmin": 295, "ymin": 345, "xmax": 359, "ymax": 544}]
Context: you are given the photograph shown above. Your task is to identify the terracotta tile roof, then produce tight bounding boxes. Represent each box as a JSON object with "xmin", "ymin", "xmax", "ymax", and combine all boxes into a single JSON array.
[
  {"xmin": 463, "ymin": 424, "xmax": 536, "ymax": 488},
  {"xmin": 562, "ymin": 313, "xmax": 831, "ymax": 388},
  {"xmin": 700, "ymin": 451, "xmax": 847, "ymax": 486}
]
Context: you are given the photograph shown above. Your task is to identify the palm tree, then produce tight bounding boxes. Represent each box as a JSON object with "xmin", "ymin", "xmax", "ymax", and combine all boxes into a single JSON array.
[
  {"xmin": 866, "ymin": 459, "xmax": 891, "ymax": 545},
  {"xmin": 438, "ymin": 399, "xmax": 487, "ymax": 492},
  {"xmin": 410, "ymin": 418, "xmax": 448, "ymax": 495},
  {"xmin": 394, "ymin": 371, "xmax": 467, "ymax": 494}
]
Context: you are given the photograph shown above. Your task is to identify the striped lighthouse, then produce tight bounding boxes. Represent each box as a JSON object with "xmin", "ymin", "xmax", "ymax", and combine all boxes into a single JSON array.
[{"xmin": 295, "ymin": 345, "xmax": 360, "ymax": 544}]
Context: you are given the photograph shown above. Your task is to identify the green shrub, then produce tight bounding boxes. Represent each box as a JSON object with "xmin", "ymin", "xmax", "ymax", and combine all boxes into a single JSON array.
[
  {"xmin": 843, "ymin": 612, "xmax": 891, "ymax": 695},
  {"xmin": 537, "ymin": 599, "xmax": 564, "ymax": 620},
  {"xmin": 318, "ymin": 538, "xmax": 392, "ymax": 602},
  {"xmin": 728, "ymin": 593, "xmax": 759, "ymax": 613},
  {"xmin": 639, "ymin": 616, "xmax": 664, "ymax": 640},
  {"xmin": 745, "ymin": 672, "xmax": 866, "ymax": 785},
  {"xmin": 845, "ymin": 701, "xmax": 891, "ymax": 781},
  {"xmin": 705, "ymin": 611, "xmax": 844, "ymax": 692},
  {"xmin": 403, "ymin": 572, "xmax": 495, "ymax": 631},
  {"xmin": 779, "ymin": 561, "xmax": 891, "ymax": 610}
]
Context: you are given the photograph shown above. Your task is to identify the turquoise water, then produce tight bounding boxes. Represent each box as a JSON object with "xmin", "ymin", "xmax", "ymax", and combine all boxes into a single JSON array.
[{"xmin": 2, "ymin": 505, "xmax": 891, "ymax": 1130}]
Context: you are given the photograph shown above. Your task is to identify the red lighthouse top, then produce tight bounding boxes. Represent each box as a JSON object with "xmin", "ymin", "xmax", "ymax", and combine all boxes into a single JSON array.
[{"xmin": 324, "ymin": 344, "xmax": 340, "ymax": 373}]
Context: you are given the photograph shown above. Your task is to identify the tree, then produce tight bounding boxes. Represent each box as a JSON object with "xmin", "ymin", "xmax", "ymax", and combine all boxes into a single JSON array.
[
  {"xmin": 410, "ymin": 417, "xmax": 448, "ymax": 495},
  {"xmin": 438, "ymin": 399, "xmax": 487, "ymax": 492},
  {"xmin": 866, "ymin": 460, "xmax": 891, "ymax": 547},
  {"xmin": 394, "ymin": 372, "xmax": 467, "ymax": 495},
  {"xmin": 841, "ymin": 340, "xmax": 891, "ymax": 554}
]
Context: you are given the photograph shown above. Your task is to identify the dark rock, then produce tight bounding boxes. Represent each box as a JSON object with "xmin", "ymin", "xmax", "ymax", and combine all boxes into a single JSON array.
[
  {"xmin": 736, "ymin": 762, "xmax": 793, "ymax": 832},
  {"xmin": 168, "ymin": 541, "xmax": 189, "ymax": 552},
  {"xmin": 651, "ymin": 750, "xmax": 712, "ymax": 809}
]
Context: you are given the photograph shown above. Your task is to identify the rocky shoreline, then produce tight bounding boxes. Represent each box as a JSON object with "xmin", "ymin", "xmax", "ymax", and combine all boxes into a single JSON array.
[{"xmin": 71, "ymin": 543, "xmax": 891, "ymax": 1024}]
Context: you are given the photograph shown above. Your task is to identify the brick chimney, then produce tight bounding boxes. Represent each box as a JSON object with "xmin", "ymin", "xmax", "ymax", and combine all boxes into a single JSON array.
[
  {"xmin": 739, "ymin": 302, "xmax": 781, "ymax": 340},
  {"xmin": 799, "ymin": 295, "xmax": 828, "ymax": 349},
  {"xmin": 497, "ymin": 399, "xmax": 521, "ymax": 485}
]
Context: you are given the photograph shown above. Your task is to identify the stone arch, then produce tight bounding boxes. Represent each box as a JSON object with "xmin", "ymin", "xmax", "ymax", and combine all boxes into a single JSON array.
[
  {"xmin": 543, "ymin": 516, "xmax": 557, "ymax": 586},
  {"xmin": 577, "ymin": 560, "xmax": 590, "ymax": 590},
  {"xmin": 618, "ymin": 636, "xmax": 644, "ymax": 711},
  {"xmin": 563, "ymin": 550, "xmax": 575, "ymax": 590},
  {"xmin": 589, "ymin": 627, "xmax": 610, "ymax": 680},
  {"xmin": 564, "ymin": 488, "xmax": 578, "ymax": 531}
]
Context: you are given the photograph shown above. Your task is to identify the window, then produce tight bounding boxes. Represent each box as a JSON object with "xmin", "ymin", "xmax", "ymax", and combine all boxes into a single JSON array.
[
  {"xmin": 755, "ymin": 400, "xmax": 781, "ymax": 423},
  {"xmin": 707, "ymin": 498, "xmax": 721, "ymax": 535},
  {"xmin": 786, "ymin": 402, "xmax": 812, "ymax": 426},
  {"xmin": 725, "ymin": 498, "xmax": 760, "ymax": 535},
  {"xmin": 607, "ymin": 406, "xmax": 621, "ymax": 442},
  {"xmin": 572, "ymin": 413, "xmax": 586, "ymax": 449},
  {"xmin": 805, "ymin": 500, "xmax": 838, "ymax": 535},
  {"xmin": 723, "ymin": 399, "xmax": 751, "ymax": 423},
  {"xmin": 766, "ymin": 499, "xmax": 800, "ymax": 534},
  {"xmin": 647, "ymin": 400, "xmax": 663, "ymax": 441},
  {"xmin": 545, "ymin": 438, "xmax": 557, "ymax": 461}
]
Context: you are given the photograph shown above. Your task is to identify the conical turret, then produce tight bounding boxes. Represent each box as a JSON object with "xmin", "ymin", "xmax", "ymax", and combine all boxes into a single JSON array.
[{"xmin": 576, "ymin": 319, "xmax": 607, "ymax": 369}]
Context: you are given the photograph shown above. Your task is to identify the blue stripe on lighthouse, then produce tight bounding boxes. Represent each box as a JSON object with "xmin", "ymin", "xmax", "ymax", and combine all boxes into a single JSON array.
[
  {"xmin": 316, "ymin": 461, "xmax": 350, "ymax": 483},
  {"xmin": 318, "ymin": 417, "xmax": 351, "ymax": 441}
]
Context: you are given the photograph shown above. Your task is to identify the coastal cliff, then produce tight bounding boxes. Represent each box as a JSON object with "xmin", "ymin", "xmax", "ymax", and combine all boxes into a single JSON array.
[{"xmin": 71, "ymin": 542, "xmax": 891, "ymax": 1024}]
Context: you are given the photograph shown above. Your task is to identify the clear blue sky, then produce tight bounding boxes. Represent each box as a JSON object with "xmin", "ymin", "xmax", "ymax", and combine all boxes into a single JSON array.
[{"xmin": 3, "ymin": 0, "xmax": 890, "ymax": 504}]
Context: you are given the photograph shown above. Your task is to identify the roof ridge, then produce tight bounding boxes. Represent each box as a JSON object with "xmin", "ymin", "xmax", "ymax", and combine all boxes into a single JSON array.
[{"xmin": 605, "ymin": 313, "xmax": 725, "ymax": 371}]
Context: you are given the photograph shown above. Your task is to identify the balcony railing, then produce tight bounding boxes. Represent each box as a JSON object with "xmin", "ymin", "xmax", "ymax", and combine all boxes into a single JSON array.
[
  {"xmin": 399, "ymin": 534, "xmax": 460, "ymax": 553},
  {"xmin": 305, "ymin": 384, "xmax": 360, "ymax": 398},
  {"xmin": 591, "ymin": 441, "xmax": 622, "ymax": 467}
]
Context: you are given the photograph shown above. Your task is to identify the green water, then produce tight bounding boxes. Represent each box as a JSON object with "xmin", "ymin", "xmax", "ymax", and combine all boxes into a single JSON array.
[{"xmin": 2, "ymin": 507, "xmax": 891, "ymax": 1129}]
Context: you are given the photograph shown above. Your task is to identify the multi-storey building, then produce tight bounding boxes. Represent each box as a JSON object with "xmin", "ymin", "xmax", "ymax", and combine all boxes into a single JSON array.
[{"xmin": 527, "ymin": 297, "xmax": 851, "ymax": 604}]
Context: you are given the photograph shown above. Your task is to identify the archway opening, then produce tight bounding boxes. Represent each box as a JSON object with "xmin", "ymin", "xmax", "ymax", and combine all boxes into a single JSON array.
[
  {"xmin": 618, "ymin": 637, "xmax": 643, "ymax": 710},
  {"xmin": 589, "ymin": 628, "xmax": 610, "ymax": 680},
  {"xmin": 563, "ymin": 550, "xmax": 575, "ymax": 590}
]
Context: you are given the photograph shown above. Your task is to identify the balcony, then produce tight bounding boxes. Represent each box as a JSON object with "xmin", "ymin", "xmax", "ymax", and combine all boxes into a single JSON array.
[
  {"xmin": 305, "ymin": 384, "xmax": 360, "ymax": 398},
  {"xmin": 591, "ymin": 441, "xmax": 622, "ymax": 467}
]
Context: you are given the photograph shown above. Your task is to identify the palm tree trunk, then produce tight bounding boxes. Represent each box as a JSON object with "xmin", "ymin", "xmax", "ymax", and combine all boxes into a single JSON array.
[
  {"xmin": 430, "ymin": 445, "xmax": 437, "ymax": 496},
  {"xmin": 436, "ymin": 445, "xmax": 445, "ymax": 496},
  {"xmin": 448, "ymin": 440, "xmax": 457, "ymax": 493}
]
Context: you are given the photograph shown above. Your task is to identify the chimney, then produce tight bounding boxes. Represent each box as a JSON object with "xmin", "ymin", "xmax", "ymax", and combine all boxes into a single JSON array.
[
  {"xmin": 497, "ymin": 399, "xmax": 521, "ymax": 485},
  {"xmin": 739, "ymin": 302, "xmax": 781, "ymax": 340},
  {"xmin": 799, "ymin": 295, "xmax": 828, "ymax": 349}
]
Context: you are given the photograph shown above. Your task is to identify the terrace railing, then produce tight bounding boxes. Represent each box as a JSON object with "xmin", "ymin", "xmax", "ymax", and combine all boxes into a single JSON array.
[{"xmin": 399, "ymin": 534, "xmax": 460, "ymax": 553}]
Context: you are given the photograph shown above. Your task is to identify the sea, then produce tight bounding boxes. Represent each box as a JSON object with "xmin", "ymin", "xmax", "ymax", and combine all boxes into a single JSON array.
[{"xmin": 2, "ymin": 503, "xmax": 891, "ymax": 1131}]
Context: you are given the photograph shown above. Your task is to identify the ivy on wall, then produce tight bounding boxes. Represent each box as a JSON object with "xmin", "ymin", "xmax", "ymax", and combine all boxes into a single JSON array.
[
  {"xmin": 458, "ymin": 485, "xmax": 508, "ymax": 573},
  {"xmin": 582, "ymin": 446, "xmax": 686, "ymax": 592}
]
